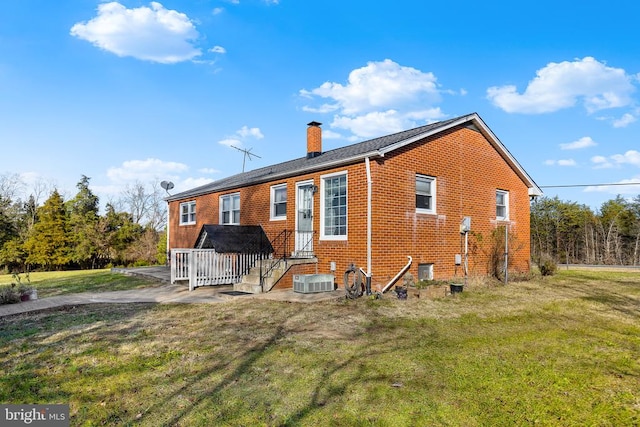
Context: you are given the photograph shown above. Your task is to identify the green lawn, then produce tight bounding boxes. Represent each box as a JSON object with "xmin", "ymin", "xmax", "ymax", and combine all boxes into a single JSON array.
[
  {"xmin": 0, "ymin": 269, "xmax": 160, "ymax": 298},
  {"xmin": 1, "ymin": 270, "xmax": 639, "ymax": 426}
]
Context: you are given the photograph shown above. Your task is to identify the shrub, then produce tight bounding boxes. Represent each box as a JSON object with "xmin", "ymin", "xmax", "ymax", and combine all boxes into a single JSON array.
[
  {"xmin": 538, "ymin": 254, "xmax": 557, "ymax": 276},
  {"xmin": 0, "ymin": 284, "xmax": 20, "ymax": 304}
]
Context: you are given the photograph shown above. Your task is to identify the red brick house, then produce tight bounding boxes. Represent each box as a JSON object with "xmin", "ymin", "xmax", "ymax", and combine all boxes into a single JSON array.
[{"xmin": 166, "ymin": 113, "xmax": 541, "ymax": 293}]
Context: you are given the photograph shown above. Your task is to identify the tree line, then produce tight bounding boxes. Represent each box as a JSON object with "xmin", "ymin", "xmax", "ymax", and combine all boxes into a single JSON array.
[
  {"xmin": 0, "ymin": 173, "xmax": 167, "ymax": 273},
  {"xmin": 3, "ymin": 171, "xmax": 640, "ymax": 273},
  {"xmin": 531, "ymin": 195, "xmax": 640, "ymax": 266}
]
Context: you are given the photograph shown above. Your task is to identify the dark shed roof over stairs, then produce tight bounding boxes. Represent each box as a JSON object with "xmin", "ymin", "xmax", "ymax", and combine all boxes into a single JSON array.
[{"xmin": 194, "ymin": 225, "xmax": 273, "ymax": 254}]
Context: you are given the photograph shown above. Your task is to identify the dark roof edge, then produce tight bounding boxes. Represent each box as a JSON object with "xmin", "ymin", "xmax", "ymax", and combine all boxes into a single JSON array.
[
  {"xmin": 166, "ymin": 149, "xmax": 384, "ymax": 201},
  {"xmin": 166, "ymin": 113, "xmax": 542, "ymax": 201}
]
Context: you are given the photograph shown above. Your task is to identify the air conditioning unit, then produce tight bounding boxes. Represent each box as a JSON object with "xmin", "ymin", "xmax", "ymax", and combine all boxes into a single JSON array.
[{"xmin": 293, "ymin": 274, "xmax": 335, "ymax": 293}]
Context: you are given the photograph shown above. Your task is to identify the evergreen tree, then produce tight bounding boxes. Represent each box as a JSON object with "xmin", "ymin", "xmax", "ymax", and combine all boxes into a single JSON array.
[
  {"xmin": 103, "ymin": 203, "xmax": 142, "ymax": 266},
  {"xmin": 67, "ymin": 176, "xmax": 101, "ymax": 268},
  {"xmin": 0, "ymin": 196, "xmax": 17, "ymax": 249},
  {"xmin": 24, "ymin": 189, "xmax": 70, "ymax": 270}
]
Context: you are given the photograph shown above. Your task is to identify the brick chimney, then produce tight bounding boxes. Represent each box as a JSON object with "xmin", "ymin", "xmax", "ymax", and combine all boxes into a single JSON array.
[{"xmin": 307, "ymin": 121, "xmax": 322, "ymax": 159}]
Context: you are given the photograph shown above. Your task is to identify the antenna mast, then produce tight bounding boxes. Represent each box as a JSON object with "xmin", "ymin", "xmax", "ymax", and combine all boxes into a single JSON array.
[{"xmin": 230, "ymin": 145, "xmax": 261, "ymax": 172}]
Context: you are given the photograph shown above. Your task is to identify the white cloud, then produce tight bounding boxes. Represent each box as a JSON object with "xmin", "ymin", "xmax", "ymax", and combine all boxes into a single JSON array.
[
  {"xmin": 544, "ymin": 159, "xmax": 577, "ymax": 166},
  {"xmin": 106, "ymin": 158, "xmax": 189, "ymax": 183},
  {"xmin": 212, "ymin": 8, "xmax": 224, "ymax": 15},
  {"xmin": 590, "ymin": 150, "xmax": 640, "ymax": 169},
  {"xmin": 218, "ymin": 126, "xmax": 264, "ymax": 148},
  {"xmin": 302, "ymin": 104, "xmax": 340, "ymax": 114},
  {"xmin": 177, "ymin": 177, "xmax": 214, "ymax": 193},
  {"xmin": 302, "ymin": 59, "xmax": 440, "ymax": 115},
  {"xmin": 560, "ymin": 136, "xmax": 597, "ymax": 150},
  {"xmin": 301, "ymin": 59, "xmax": 449, "ymax": 138},
  {"xmin": 237, "ymin": 126, "xmax": 264, "ymax": 139},
  {"xmin": 611, "ymin": 150, "xmax": 640, "ymax": 166},
  {"xmin": 218, "ymin": 138, "xmax": 241, "ymax": 148},
  {"xmin": 487, "ymin": 57, "xmax": 636, "ymax": 114},
  {"xmin": 322, "ymin": 130, "xmax": 343, "ymax": 140},
  {"xmin": 591, "ymin": 155, "xmax": 613, "ymax": 169},
  {"xmin": 198, "ymin": 167, "xmax": 220, "ymax": 174},
  {"xmin": 331, "ymin": 109, "xmax": 444, "ymax": 138},
  {"xmin": 209, "ymin": 45, "xmax": 226, "ymax": 54},
  {"xmin": 584, "ymin": 177, "xmax": 640, "ymax": 194},
  {"xmin": 613, "ymin": 113, "xmax": 637, "ymax": 128},
  {"xmin": 70, "ymin": 2, "xmax": 202, "ymax": 64}
]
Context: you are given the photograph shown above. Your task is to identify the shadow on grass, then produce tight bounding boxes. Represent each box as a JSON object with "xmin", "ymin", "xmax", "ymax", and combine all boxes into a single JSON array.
[
  {"xmin": 138, "ymin": 313, "xmax": 424, "ymax": 426},
  {"xmin": 581, "ymin": 290, "xmax": 640, "ymax": 319},
  {"xmin": 0, "ymin": 303, "xmax": 159, "ymax": 404}
]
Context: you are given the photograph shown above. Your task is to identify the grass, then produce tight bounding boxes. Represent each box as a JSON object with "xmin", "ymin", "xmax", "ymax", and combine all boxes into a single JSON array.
[
  {"xmin": 0, "ymin": 269, "xmax": 639, "ymax": 426},
  {"xmin": 0, "ymin": 269, "xmax": 161, "ymax": 298}
]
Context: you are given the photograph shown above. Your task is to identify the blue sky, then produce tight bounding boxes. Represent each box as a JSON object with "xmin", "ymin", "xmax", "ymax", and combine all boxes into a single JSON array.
[{"xmin": 1, "ymin": 0, "xmax": 639, "ymax": 210}]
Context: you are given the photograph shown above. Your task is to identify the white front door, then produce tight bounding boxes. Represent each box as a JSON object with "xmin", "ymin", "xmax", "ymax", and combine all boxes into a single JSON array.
[{"xmin": 295, "ymin": 181, "xmax": 314, "ymax": 257}]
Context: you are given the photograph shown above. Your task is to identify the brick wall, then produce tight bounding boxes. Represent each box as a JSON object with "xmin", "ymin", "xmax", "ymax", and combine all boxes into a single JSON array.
[{"xmin": 168, "ymin": 124, "xmax": 532, "ymax": 290}]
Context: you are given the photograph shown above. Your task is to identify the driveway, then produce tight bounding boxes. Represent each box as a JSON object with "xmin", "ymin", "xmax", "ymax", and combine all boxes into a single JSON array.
[{"xmin": 0, "ymin": 267, "xmax": 345, "ymax": 317}]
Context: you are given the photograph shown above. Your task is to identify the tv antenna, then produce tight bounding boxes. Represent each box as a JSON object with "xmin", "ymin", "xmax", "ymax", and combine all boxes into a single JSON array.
[{"xmin": 230, "ymin": 145, "xmax": 261, "ymax": 172}]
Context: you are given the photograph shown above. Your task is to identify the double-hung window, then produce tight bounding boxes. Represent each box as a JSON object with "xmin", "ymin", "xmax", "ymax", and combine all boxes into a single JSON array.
[
  {"xmin": 496, "ymin": 190, "xmax": 509, "ymax": 220},
  {"xmin": 179, "ymin": 201, "xmax": 196, "ymax": 225},
  {"xmin": 416, "ymin": 174, "xmax": 436, "ymax": 214},
  {"xmin": 220, "ymin": 193, "xmax": 240, "ymax": 225},
  {"xmin": 321, "ymin": 172, "xmax": 347, "ymax": 240},
  {"xmin": 270, "ymin": 184, "xmax": 287, "ymax": 220}
]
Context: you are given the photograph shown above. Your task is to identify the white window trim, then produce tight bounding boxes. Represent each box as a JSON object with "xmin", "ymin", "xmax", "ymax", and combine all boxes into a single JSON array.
[
  {"xmin": 416, "ymin": 174, "xmax": 437, "ymax": 215},
  {"xmin": 496, "ymin": 189, "xmax": 509, "ymax": 220},
  {"xmin": 320, "ymin": 171, "xmax": 348, "ymax": 241},
  {"xmin": 179, "ymin": 201, "xmax": 196, "ymax": 225},
  {"xmin": 220, "ymin": 192, "xmax": 240, "ymax": 225},
  {"xmin": 270, "ymin": 183, "xmax": 287, "ymax": 221}
]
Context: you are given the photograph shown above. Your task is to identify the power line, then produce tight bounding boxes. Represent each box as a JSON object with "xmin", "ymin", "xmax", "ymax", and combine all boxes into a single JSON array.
[{"xmin": 540, "ymin": 182, "xmax": 640, "ymax": 189}]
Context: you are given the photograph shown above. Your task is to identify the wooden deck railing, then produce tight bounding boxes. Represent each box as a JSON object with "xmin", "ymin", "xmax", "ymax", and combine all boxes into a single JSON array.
[{"xmin": 170, "ymin": 249, "xmax": 264, "ymax": 291}]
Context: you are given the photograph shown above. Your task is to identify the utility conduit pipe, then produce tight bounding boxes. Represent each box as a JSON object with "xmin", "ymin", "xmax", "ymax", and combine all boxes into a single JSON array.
[{"xmin": 382, "ymin": 256, "xmax": 412, "ymax": 294}]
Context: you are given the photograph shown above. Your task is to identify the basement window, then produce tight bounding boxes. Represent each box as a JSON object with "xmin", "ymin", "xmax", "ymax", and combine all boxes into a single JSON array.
[
  {"xmin": 179, "ymin": 201, "xmax": 196, "ymax": 225},
  {"xmin": 418, "ymin": 263, "xmax": 434, "ymax": 281}
]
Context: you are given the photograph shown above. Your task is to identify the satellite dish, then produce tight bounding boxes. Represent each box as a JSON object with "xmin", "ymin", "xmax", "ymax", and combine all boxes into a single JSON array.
[{"xmin": 160, "ymin": 181, "xmax": 174, "ymax": 193}]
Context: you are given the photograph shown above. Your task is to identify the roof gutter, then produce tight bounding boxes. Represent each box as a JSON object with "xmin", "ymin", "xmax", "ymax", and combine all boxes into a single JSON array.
[{"xmin": 166, "ymin": 150, "xmax": 385, "ymax": 202}]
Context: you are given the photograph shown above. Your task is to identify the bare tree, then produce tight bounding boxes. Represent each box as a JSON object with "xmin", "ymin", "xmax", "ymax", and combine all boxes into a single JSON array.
[
  {"xmin": 0, "ymin": 173, "xmax": 25, "ymax": 202},
  {"xmin": 118, "ymin": 181, "xmax": 167, "ymax": 230}
]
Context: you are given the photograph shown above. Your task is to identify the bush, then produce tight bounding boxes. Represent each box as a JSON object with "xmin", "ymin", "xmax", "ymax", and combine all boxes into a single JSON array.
[
  {"xmin": 0, "ymin": 284, "xmax": 20, "ymax": 304},
  {"xmin": 538, "ymin": 254, "xmax": 557, "ymax": 276}
]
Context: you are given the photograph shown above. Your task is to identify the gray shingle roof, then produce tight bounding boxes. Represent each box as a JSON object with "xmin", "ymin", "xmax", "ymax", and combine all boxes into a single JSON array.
[{"xmin": 167, "ymin": 113, "xmax": 540, "ymax": 201}]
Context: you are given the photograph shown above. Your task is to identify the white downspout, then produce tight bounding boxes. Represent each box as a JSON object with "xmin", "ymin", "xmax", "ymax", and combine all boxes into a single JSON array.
[
  {"xmin": 166, "ymin": 201, "xmax": 171, "ymax": 266},
  {"xmin": 365, "ymin": 157, "xmax": 372, "ymax": 276}
]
